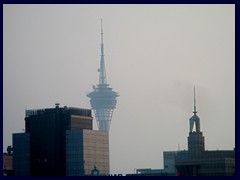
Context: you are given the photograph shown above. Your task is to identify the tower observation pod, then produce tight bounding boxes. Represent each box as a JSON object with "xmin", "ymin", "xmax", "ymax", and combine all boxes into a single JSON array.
[{"xmin": 87, "ymin": 20, "xmax": 119, "ymax": 132}]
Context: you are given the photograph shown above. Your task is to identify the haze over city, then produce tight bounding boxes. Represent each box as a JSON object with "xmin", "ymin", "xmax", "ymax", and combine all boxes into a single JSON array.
[{"xmin": 3, "ymin": 4, "xmax": 234, "ymax": 174}]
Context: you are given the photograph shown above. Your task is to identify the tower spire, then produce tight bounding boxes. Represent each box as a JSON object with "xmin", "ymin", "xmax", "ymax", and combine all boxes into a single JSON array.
[
  {"xmin": 193, "ymin": 86, "xmax": 197, "ymax": 114},
  {"xmin": 87, "ymin": 20, "xmax": 119, "ymax": 132},
  {"xmin": 101, "ymin": 19, "xmax": 103, "ymax": 45},
  {"xmin": 99, "ymin": 18, "xmax": 107, "ymax": 85}
]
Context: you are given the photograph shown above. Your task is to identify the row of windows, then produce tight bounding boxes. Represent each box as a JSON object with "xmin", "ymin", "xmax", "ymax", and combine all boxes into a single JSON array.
[
  {"xmin": 84, "ymin": 142, "xmax": 109, "ymax": 145},
  {"xmin": 66, "ymin": 148, "xmax": 108, "ymax": 153},
  {"xmin": 66, "ymin": 154, "xmax": 108, "ymax": 159},
  {"xmin": 84, "ymin": 153, "xmax": 109, "ymax": 157},
  {"xmin": 84, "ymin": 146, "xmax": 108, "ymax": 149},
  {"xmin": 67, "ymin": 159, "xmax": 109, "ymax": 164},
  {"xmin": 83, "ymin": 144, "xmax": 109, "ymax": 148},
  {"xmin": 202, "ymin": 163, "xmax": 225, "ymax": 169},
  {"xmin": 66, "ymin": 147, "xmax": 109, "ymax": 154},
  {"xmin": 83, "ymin": 132, "xmax": 108, "ymax": 135},
  {"xmin": 83, "ymin": 132, "xmax": 108, "ymax": 137},
  {"xmin": 83, "ymin": 143, "xmax": 109, "ymax": 147},
  {"xmin": 83, "ymin": 139, "xmax": 108, "ymax": 143},
  {"xmin": 203, "ymin": 152, "xmax": 228, "ymax": 157},
  {"xmin": 66, "ymin": 156, "xmax": 83, "ymax": 160},
  {"xmin": 66, "ymin": 148, "xmax": 108, "ymax": 152},
  {"xmin": 83, "ymin": 159, "xmax": 109, "ymax": 163},
  {"xmin": 84, "ymin": 154, "xmax": 109, "ymax": 157},
  {"xmin": 67, "ymin": 159, "xmax": 109, "ymax": 165},
  {"xmin": 84, "ymin": 142, "xmax": 108, "ymax": 145},
  {"xmin": 201, "ymin": 172, "xmax": 234, "ymax": 176},
  {"xmin": 83, "ymin": 136, "xmax": 108, "ymax": 140},
  {"xmin": 66, "ymin": 137, "xmax": 108, "ymax": 144},
  {"xmin": 66, "ymin": 150, "xmax": 109, "ymax": 156},
  {"xmin": 68, "ymin": 108, "xmax": 91, "ymax": 117},
  {"xmin": 83, "ymin": 139, "xmax": 109, "ymax": 144},
  {"xmin": 67, "ymin": 151, "xmax": 108, "ymax": 155},
  {"xmin": 71, "ymin": 121, "xmax": 92, "ymax": 127}
]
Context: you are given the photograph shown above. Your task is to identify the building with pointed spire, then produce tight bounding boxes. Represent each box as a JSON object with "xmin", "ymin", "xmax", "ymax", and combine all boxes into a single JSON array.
[
  {"xmin": 123, "ymin": 87, "xmax": 235, "ymax": 176},
  {"xmin": 87, "ymin": 20, "xmax": 119, "ymax": 132},
  {"xmin": 188, "ymin": 87, "xmax": 205, "ymax": 159},
  {"xmin": 174, "ymin": 88, "xmax": 235, "ymax": 176}
]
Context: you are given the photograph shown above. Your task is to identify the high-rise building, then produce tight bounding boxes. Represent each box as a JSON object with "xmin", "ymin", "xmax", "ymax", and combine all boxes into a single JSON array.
[
  {"xmin": 87, "ymin": 20, "xmax": 119, "ymax": 132},
  {"xmin": 12, "ymin": 104, "xmax": 109, "ymax": 176}
]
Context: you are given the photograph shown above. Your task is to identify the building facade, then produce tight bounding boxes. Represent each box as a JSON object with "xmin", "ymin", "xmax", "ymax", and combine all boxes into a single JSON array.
[
  {"xmin": 175, "ymin": 149, "xmax": 235, "ymax": 176},
  {"xmin": 66, "ymin": 129, "xmax": 109, "ymax": 176},
  {"xmin": 12, "ymin": 133, "xmax": 30, "ymax": 176},
  {"xmin": 12, "ymin": 104, "xmax": 109, "ymax": 176}
]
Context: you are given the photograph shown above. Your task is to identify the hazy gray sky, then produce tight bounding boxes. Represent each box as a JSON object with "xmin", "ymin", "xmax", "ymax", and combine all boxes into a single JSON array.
[{"xmin": 3, "ymin": 4, "xmax": 234, "ymax": 174}]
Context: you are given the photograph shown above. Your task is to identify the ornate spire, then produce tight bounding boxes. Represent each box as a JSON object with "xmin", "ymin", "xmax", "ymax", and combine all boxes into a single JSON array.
[
  {"xmin": 189, "ymin": 86, "xmax": 200, "ymax": 132},
  {"xmin": 99, "ymin": 18, "xmax": 107, "ymax": 85}
]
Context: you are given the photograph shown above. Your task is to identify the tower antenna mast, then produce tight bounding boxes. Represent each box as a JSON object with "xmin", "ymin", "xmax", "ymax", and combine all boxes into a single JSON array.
[
  {"xmin": 99, "ymin": 18, "xmax": 107, "ymax": 85},
  {"xmin": 87, "ymin": 19, "xmax": 119, "ymax": 131},
  {"xmin": 193, "ymin": 86, "xmax": 197, "ymax": 114}
]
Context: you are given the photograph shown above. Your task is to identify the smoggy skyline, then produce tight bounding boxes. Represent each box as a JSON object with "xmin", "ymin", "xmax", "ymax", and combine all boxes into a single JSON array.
[{"xmin": 3, "ymin": 4, "xmax": 234, "ymax": 174}]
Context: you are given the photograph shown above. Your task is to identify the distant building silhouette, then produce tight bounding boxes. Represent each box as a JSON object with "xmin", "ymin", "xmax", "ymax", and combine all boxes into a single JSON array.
[
  {"xmin": 87, "ymin": 20, "xmax": 119, "ymax": 132},
  {"xmin": 12, "ymin": 104, "xmax": 109, "ymax": 176},
  {"xmin": 175, "ymin": 88, "xmax": 235, "ymax": 176},
  {"xmin": 128, "ymin": 87, "xmax": 235, "ymax": 176}
]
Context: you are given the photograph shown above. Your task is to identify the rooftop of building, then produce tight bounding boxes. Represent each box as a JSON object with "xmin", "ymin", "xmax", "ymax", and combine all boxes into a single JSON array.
[{"xmin": 25, "ymin": 104, "xmax": 92, "ymax": 118}]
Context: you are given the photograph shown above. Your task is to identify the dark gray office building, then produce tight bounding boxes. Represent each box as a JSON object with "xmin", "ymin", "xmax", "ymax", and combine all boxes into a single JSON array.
[{"xmin": 12, "ymin": 104, "xmax": 109, "ymax": 176}]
